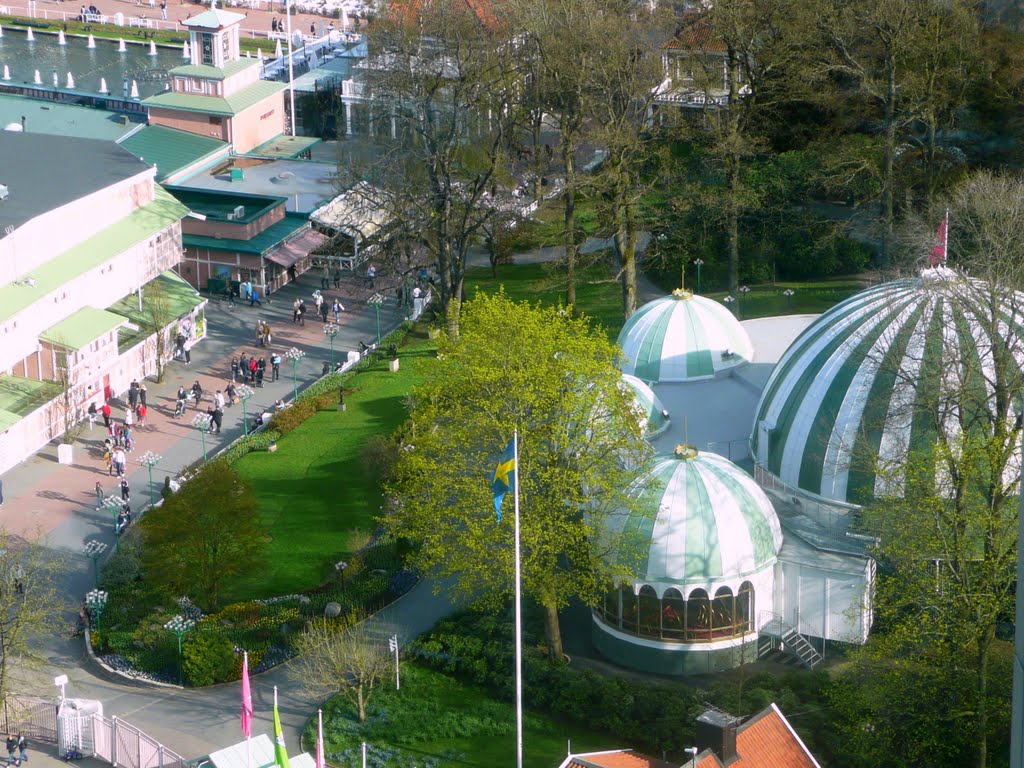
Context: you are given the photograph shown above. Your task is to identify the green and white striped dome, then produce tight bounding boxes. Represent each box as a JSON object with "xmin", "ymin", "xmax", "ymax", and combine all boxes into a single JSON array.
[
  {"xmin": 622, "ymin": 374, "xmax": 669, "ymax": 438},
  {"xmin": 607, "ymin": 448, "xmax": 782, "ymax": 592},
  {"xmin": 751, "ymin": 269, "xmax": 1024, "ymax": 503},
  {"xmin": 617, "ymin": 290, "xmax": 754, "ymax": 383}
]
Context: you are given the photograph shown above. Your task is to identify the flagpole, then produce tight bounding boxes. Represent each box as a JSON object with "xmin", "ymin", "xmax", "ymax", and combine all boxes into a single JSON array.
[
  {"xmin": 943, "ymin": 209, "xmax": 949, "ymax": 262},
  {"xmin": 284, "ymin": 0, "xmax": 296, "ymax": 137},
  {"xmin": 513, "ymin": 428, "xmax": 523, "ymax": 768},
  {"xmin": 245, "ymin": 652, "xmax": 251, "ymax": 768}
]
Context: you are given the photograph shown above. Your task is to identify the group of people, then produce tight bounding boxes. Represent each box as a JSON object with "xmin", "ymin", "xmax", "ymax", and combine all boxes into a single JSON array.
[
  {"xmin": 5, "ymin": 733, "xmax": 27, "ymax": 766},
  {"xmin": 231, "ymin": 352, "xmax": 281, "ymax": 387}
]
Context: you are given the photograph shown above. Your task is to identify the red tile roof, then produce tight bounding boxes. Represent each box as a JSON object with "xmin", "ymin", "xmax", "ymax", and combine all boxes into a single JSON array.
[
  {"xmin": 563, "ymin": 704, "xmax": 819, "ymax": 768},
  {"xmin": 689, "ymin": 704, "xmax": 821, "ymax": 768},
  {"xmin": 665, "ymin": 12, "xmax": 727, "ymax": 53},
  {"xmin": 563, "ymin": 751, "xmax": 677, "ymax": 768},
  {"xmin": 383, "ymin": 0, "xmax": 500, "ymax": 32}
]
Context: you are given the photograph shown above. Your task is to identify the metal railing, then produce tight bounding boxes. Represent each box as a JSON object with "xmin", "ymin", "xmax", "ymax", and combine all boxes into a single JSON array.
[
  {"xmin": 0, "ymin": 695, "xmax": 57, "ymax": 744},
  {"xmin": 92, "ymin": 714, "xmax": 187, "ymax": 768}
]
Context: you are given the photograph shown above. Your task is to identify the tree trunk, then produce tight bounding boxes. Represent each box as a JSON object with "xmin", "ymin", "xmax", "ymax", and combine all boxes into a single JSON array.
[
  {"xmin": 446, "ymin": 294, "xmax": 462, "ymax": 341},
  {"xmin": 727, "ymin": 160, "xmax": 740, "ymax": 295},
  {"xmin": 614, "ymin": 194, "xmax": 639, "ymax": 319},
  {"xmin": 357, "ymin": 683, "xmax": 367, "ymax": 723},
  {"xmin": 880, "ymin": 56, "xmax": 897, "ymax": 272},
  {"xmin": 975, "ymin": 628, "xmax": 993, "ymax": 768},
  {"xmin": 562, "ymin": 134, "xmax": 578, "ymax": 310},
  {"xmin": 542, "ymin": 600, "xmax": 564, "ymax": 661}
]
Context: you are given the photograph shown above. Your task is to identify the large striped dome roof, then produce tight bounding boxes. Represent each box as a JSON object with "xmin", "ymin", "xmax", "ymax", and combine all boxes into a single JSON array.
[
  {"xmin": 751, "ymin": 269, "xmax": 1024, "ymax": 504},
  {"xmin": 606, "ymin": 449, "xmax": 782, "ymax": 592},
  {"xmin": 622, "ymin": 374, "xmax": 669, "ymax": 438},
  {"xmin": 617, "ymin": 290, "xmax": 754, "ymax": 383}
]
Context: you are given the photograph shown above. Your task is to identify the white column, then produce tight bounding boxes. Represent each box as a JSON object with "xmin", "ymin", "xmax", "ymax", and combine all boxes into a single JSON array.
[
  {"xmin": 1012, "ymin": 490, "xmax": 1024, "ymax": 768},
  {"xmin": 345, "ymin": 101, "xmax": 353, "ymax": 136}
]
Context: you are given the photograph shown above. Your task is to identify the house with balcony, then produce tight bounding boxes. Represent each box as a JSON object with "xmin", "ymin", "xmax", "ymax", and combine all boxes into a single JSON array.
[
  {"xmin": 0, "ymin": 132, "xmax": 204, "ymax": 476},
  {"xmin": 652, "ymin": 12, "xmax": 747, "ymax": 114}
]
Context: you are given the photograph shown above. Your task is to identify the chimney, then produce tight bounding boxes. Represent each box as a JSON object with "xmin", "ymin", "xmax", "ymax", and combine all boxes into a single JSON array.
[{"xmin": 695, "ymin": 709, "xmax": 741, "ymax": 766}]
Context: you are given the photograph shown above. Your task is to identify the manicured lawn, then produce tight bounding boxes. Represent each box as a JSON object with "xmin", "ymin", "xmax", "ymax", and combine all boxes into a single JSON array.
[
  {"xmin": 228, "ymin": 332, "xmax": 438, "ymax": 602},
  {"xmin": 314, "ymin": 664, "xmax": 616, "ymax": 768},
  {"xmin": 704, "ymin": 278, "xmax": 866, "ymax": 319},
  {"xmin": 466, "ymin": 263, "xmax": 626, "ymax": 339}
]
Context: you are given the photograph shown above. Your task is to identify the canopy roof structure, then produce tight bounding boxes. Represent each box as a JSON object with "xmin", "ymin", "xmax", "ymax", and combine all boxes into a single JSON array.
[
  {"xmin": 617, "ymin": 290, "xmax": 753, "ymax": 383},
  {"xmin": 751, "ymin": 268, "xmax": 1024, "ymax": 503},
  {"xmin": 310, "ymin": 181, "xmax": 395, "ymax": 242}
]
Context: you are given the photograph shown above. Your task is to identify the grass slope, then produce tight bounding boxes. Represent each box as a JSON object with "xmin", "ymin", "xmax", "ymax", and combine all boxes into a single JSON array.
[
  {"xmin": 229, "ymin": 332, "xmax": 437, "ymax": 601},
  {"xmin": 315, "ymin": 664, "xmax": 615, "ymax": 768},
  {"xmin": 466, "ymin": 263, "xmax": 626, "ymax": 340}
]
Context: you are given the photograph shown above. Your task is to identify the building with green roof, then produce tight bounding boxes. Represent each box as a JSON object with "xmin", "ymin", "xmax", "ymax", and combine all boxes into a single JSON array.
[
  {"xmin": 144, "ymin": 5, "xmax": 286, "ymax": 154},
  {"xmin": 118, "ymin": 124, "xmax": 229, "ymax": 184}
]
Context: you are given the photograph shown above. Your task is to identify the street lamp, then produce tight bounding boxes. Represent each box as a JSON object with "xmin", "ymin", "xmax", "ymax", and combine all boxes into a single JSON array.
[
  {"xmin": 85, "ymin": 589, "xmax": 108, "ymax": 635},
  {"xmin": 284, "ymin": 347, "xmax": 305, "ymax": 402},
  {"xmin": 164, "ymin": 614, "xmax": 196, "ymax": 686},
  {"xmin": 693, "ymin": 259, "xmax": 704, "ymax": 295},
  {"xmin": 783, "ymin": 288, "xmax": 795, "ymax": 311},
  {"xmin": 102, "ymin": 495, "xmax": 124, "ymax": 552},
  {"xmin": 138, "ymin": 451, "xmax": 161, "ymax": 508},
  {"xmin": 368, "ymin": 293, "xmax": 385, "ymax": 346},
  {"xmin": 237, "ymin": 384, "xmax": 255, "ymax": 436},
  {"xmin": 323, "ymin": 323, "xmax": 339, "ymax": 370},
  {"xmin": 191, "ymin": 413, "xmax": 210, "ymax": 463},
  {"xmin": 83, "ymin": 540, "xmax": 108, "ymax": 588},
  {"xmin": 723, "ymin": 294, "xmax": 736, "ymax": 316},
  {"xmin": 738, "ymin": 285, "xmax": 751, "ymax": 320}
]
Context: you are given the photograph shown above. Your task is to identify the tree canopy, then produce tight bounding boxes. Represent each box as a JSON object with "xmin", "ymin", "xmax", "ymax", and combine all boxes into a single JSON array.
[
  {"xmin": 140, "ymin": 461, "xmax": 268, "ymax": 611},
  {"xmin": 384, "ymin": 292, "xmax": 649, "ymax": 658}
]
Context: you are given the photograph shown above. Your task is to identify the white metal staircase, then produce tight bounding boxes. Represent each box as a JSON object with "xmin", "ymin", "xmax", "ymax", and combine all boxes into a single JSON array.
[{"xmin": 759, "ymin": 611, "xmax": 823, "ymax": 669}]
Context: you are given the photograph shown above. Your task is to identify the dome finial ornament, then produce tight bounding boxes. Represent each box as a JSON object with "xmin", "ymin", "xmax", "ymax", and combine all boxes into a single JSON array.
[
  {"xmin": 671, "ymin": 288, "xmax": 694, "ymax": 300},
  {"xmin": 674, "ymin": 444, "xmax": 699, "ymax": 459}
]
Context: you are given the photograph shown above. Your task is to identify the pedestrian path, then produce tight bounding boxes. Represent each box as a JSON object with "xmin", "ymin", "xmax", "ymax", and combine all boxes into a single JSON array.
[{"xmin": 2, "ymin": 275, "xmax": 454, "ymax": 760}]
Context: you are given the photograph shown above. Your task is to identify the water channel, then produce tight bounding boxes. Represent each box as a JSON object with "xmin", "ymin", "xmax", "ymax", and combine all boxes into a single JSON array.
[{"xmin": 0, "ymin": 27, "xmax": 185, "ymax": 99}]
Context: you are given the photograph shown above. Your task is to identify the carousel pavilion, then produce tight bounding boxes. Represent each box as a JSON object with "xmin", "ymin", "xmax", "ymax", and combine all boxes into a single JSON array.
[{"xmin": 593, "ymin": 287, "xmax": 877, "ymax": 675}]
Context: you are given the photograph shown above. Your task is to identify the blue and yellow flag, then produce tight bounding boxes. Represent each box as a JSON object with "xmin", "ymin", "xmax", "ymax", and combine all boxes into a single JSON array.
[{"xmin": 491, "ymin": 437, "xmax": 516, "ymax": 522}]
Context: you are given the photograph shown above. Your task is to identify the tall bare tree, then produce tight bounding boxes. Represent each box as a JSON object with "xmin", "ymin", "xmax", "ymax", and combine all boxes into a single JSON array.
[
  {"xmin": 361, "ymin": 0, "xmax": 522, "ymax": 336},
  {"xmin": 290, "ymin": 617, "xmax": 393, "ymax": 723},
  {"xmin": 145, "ymin": 282, "xmax": 174, "ymax": 384}
]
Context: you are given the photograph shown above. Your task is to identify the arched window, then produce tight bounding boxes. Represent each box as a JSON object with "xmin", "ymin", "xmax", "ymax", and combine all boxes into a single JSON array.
[
  {"xmin": 600, "ymin": 583, "xmax": 621, "ymax": 628},
  {"xmin": 620, "ymin": 583, "xmax": 638, "ymax": 634},
  {"xmin": 712, "ymin": 586, "xmax": 735, "ymax": 637},
  {"xmin": 662, "ymin": 588, "xmax": 685, "ymax": 640},
  {"xmin": 638, "ymin": 585, "xmax": 660, "ymax": 639},
  {"xmin": 686, "ymin": 588, "xmax": 710, "ymax": 641},
  {"xmin": 738, "ymin": 581, "xmax": 755, "ymax": 633}
]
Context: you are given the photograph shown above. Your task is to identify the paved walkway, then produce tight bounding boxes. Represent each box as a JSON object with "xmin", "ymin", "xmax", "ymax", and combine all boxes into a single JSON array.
[{"xmin": 2, "ymin": 272, "xmax": 460, "ymax": 759}]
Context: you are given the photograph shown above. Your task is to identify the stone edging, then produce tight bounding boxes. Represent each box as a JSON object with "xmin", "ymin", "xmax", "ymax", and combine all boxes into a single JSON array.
[{"xmin": 82, "ymin": 627, "xmax": 184, "ymax": 690}]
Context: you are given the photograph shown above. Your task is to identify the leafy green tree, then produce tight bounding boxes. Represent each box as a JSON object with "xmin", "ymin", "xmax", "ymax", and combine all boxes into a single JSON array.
[
  {"xmin": 384, "ymin": 292, "xmax": 649, "ymax": 659},
  {"xmin": 140, "ymin": 462, "xmax": 268, "ymax": 611},
  {"xmin": 0, "ymin": 532, "xmax": 65, "ymax": 699}
]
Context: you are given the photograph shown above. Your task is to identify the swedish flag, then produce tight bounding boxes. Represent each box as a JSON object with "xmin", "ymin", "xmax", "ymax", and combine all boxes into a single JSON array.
[{"xmin": 491, "ymin": 437, "xmax": 516, "ymax": 522}]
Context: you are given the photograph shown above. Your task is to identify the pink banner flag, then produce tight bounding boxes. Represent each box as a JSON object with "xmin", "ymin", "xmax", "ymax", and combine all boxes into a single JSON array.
[
  {"xmin": 929, "ymin": 211, "xmax": 948, "ymax": 265},
  {"xmin": 316, "ymin": 709, "xmax": 325, "ymax": 768},
  {"xmin": 241, "ymin": 651, "xmax": 253, "ymax": 738}
]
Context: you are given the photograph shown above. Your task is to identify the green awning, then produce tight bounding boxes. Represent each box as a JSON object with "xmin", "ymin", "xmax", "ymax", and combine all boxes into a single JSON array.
[{"xmin": 39, "ymin": 307, "xmax": 127, "ymax": 350}]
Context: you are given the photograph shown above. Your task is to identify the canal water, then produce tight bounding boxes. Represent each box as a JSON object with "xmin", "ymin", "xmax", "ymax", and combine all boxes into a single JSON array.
[{"xmin": 0, "ymin": 27, "xmax": 185, "ymax": 98}]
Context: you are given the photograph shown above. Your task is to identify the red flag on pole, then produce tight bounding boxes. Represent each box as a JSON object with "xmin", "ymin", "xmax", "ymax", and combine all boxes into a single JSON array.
[
  {"xmin": 241, "ymin": 651, "xmax": 253, "ymax": 738},
  {"xmin": 316, "ymin": 709, "xmax": 325, "ymax": 768},
  {"xmin": 929, "ymin": 210, "xmax": 949, "ymax": 265}
]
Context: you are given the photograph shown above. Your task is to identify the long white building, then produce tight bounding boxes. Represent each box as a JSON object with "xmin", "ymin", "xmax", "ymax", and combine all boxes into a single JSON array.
[{"xmin": 0, "ymin": 132, "xmax": 205, "ymax": 475}]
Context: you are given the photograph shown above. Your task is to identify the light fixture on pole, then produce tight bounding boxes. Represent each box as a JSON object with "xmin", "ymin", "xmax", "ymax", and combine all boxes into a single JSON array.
[
  {"xmin": 685, "ymin": 747, "xmax": 698, "ymax": 767},
  {"xmin": 782, "ymin": 287, "xmax": 795, "ymax": 311},
  {"xmin": 738, "ymin": 285, "xmax": 751, "ymax": 320},
  {"xmin": 164, "ymin": 614, "xmax": 196, "ymax": 686},
  {"xmin": 138, "ymin": 451, "xmax": 161, "ymax": 508},
  {"xmin": 388, "ymin": 634, "xmax": 400, "ymax": 690},
  {"xmin": 723, "ymin": 294, "xmax": 735, "ymax": 316},
  {"xmin": 323, "ymin": 323, "xmax": 339, "ymax": 370},
  {"xmin": 85, "ymin": 588, "xmax": 108, "ymax": 634},
  {"xmin": 368, "ymin": 293, "xmax": 384, "ymax": 346},
  {"xmin": 693, "ymin": 258, "xmax": 704, "ymax": 294},
  {"xmin": 237, "ymin": 384, "xmax": 255, "ymax": 435},
  {"xmin": 284, "ymin": 347, "xmax": 305, "ymax": 401},
  {"xmin": 191, "ymin": 414, "xmax": 211, "ymax": 463},
  {"xmin": 53, "ymin": 674, "xmax": 69, "ymax": 702},
  {"xmin": 102, "ymin": 495, "xmax": 124, "ymax": 551},
  {"xmin": 83, "ymin": 540, "xmax": 107, "ymax": 588}
]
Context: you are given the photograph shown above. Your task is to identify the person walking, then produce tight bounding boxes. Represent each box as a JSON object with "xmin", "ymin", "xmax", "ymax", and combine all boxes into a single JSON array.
[
  {"xmin": 319, "ymin": 301, "xmax": 329, "ymax": 323},
  {"xmin": 119, "ymin": 477, "xmax": 130, "ymax": 502},
  {"xmin": 128, "ymin": 379, "xmax": 139, "ymax": 410},
  {"xmin": 367, "ymin": 263, "xmax": 376, "ymax": 288},
  {"xmin": 333, "ymin": 298, "xmax": 345, "ymax": 323},
  {"xmin": 292, "ymin": 298, "xmax": 301, "ymax": 324},
  {"xmin": 100, "ymin": 401, "xmax": 112, "ymax": 430},
  {"xmin": 124, "ymin": 408, "xmax": 134, "ymax": 430},
  {"xmin": 250, "ymin": 288, "xmax": 262, "ymax": 307},
  {"xmin": 6, "ymin": 734, "xmax": 16, "ymax": 766},
  {"xmin": 271, "ymin": 353, "xmax": 281, "ymax": 381},
  {"xmin": 231, "ymin": 357, "xmax": 240, "ymax": 382},
  {"xmin": 15, "ymin": 735, "xmax": 25, "ymax": 766},
  {"xmin": 320, "ymin": 264, "xmax": 330, "ymax": 290},
  {"xmin": 113, "ymin": 448, "xmax": 126, "ymax": 477},
  {"xmin": 95, "ymin": 481, "xmax": 104, "ymax": 509},
  {"xmin": 87, "ymin": 401, "xmax": 98, "ymax": 431},
  {"xmin": 139, "ymin": 383, "xmax": 147, "ymax": 408},
  {"xmin": 159, "ymin": 0, "xmax": 167, "ymax": 19},
  {"xmin": 256, "ymin": 358, "xmax": 266, "ymax": 387},
  {"xmin": 208, "ymin": 407, "xmax": 223, "ymax": 434},
  {"xmin": 298, "ymin": 299, "xmax": 307, "ymax": 326},
  {"xmin": 137, "ymin": 403, "xmax": 147, "ymax": 428},
  {"xmin": 248, "ymin": 357, "xmax": 258, "ymax": 383}
]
